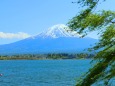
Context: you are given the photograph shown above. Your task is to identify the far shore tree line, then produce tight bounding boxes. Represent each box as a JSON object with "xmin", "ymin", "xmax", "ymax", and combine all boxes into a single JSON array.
[{"xmin": 0, "ymin": 53, "xmax": 95, "ymax": 60}]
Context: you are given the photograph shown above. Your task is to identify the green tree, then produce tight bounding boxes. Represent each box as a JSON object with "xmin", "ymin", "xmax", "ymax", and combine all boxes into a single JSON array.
[{"xmin": 68, "ymin": 0, "xmax": 115, "ymax": 86}]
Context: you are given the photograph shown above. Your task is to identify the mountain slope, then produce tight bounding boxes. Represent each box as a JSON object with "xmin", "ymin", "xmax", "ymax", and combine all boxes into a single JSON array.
[{"xmin": 0, "ymin": 24, "xmax": 98, "ymax": 55}]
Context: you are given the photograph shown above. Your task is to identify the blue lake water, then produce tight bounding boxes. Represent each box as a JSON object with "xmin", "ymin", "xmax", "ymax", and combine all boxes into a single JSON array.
[{"xmin": 0, "ymin": 60, "xmax": 114, "ymax": 86}]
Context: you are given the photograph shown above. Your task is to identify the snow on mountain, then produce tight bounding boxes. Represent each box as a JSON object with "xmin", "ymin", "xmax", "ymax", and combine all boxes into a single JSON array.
[
  {"xmin": 0, "ymin": 24, "xmax": 98, "ymax": 55},
  {"xmin": 30, "ymin": 24, "xmax": 81, "ymax": 39}
]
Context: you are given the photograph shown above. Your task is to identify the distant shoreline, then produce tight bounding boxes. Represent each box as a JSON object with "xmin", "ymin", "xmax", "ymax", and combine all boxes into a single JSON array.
[
  {"xmin": 0, "ymin": 58, "xmax": 89, "ymax": 60},
  {"xmin": 0, "ymin": 53, "xmax": 95, "ymax": 60},
  {"xmin": 0, "ymin": 57, "xmax": 92, "ymax": 60}
]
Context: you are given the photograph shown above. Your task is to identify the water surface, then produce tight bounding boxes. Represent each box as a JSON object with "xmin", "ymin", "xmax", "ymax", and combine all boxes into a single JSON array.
[{"xmin": 0, "ymin": 60, "xmax": 104, "ymax": 86}]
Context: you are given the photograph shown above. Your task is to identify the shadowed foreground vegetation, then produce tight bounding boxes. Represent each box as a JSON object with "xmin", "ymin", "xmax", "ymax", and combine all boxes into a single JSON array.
[{"xmin": 0, "ymin": 53, "xmax": 95, "ymax": 60}]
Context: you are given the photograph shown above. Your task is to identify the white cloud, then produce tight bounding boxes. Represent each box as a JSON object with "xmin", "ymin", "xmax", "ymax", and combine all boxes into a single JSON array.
[{"xmin": 0, "ymin": 32, "xmax": 30, "ymax": 39}]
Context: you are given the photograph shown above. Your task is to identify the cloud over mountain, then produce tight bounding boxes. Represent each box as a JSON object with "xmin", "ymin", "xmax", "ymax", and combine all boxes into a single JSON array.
[{"xmin": 0, "ymin": 32, "xmax": 30, "ymax": 39}]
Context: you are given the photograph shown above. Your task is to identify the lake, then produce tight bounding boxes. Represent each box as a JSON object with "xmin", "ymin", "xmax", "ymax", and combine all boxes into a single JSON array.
[{"xmin": 0, "ymin": 60, "xmax": 114, "ymax": 86}]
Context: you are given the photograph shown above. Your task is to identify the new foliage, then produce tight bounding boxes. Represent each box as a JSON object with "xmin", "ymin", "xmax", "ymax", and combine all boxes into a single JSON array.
[{"xmin": 68, "ymin": 0, "xmax": 115, "ymax": 86}]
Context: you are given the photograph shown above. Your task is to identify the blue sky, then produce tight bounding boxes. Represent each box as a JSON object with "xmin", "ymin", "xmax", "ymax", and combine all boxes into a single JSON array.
[{"xmin": 0, "ymin": 0, "xmax": 115, "ymax": 44}]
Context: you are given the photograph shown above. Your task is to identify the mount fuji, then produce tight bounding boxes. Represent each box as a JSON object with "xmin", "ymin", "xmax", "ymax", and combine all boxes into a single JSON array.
[{"xmin": 0, "ymin": 24, "xmax": 98, "ymax": 55}]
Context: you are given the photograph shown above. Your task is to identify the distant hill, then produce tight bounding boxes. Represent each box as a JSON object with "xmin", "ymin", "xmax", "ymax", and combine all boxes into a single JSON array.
[{"xmin": 0, "ymin": 24, "xmax": 98, "ymax": 55}]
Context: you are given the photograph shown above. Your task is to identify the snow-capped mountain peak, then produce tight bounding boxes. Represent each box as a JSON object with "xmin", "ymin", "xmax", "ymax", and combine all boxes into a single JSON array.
[
  {"xmin": 0, "ymin": 24, "xmax": 98, "ymax": 54},
  {"xmin": 32, "ymin": 24, "xmax": 81, "ymax": 39}
]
